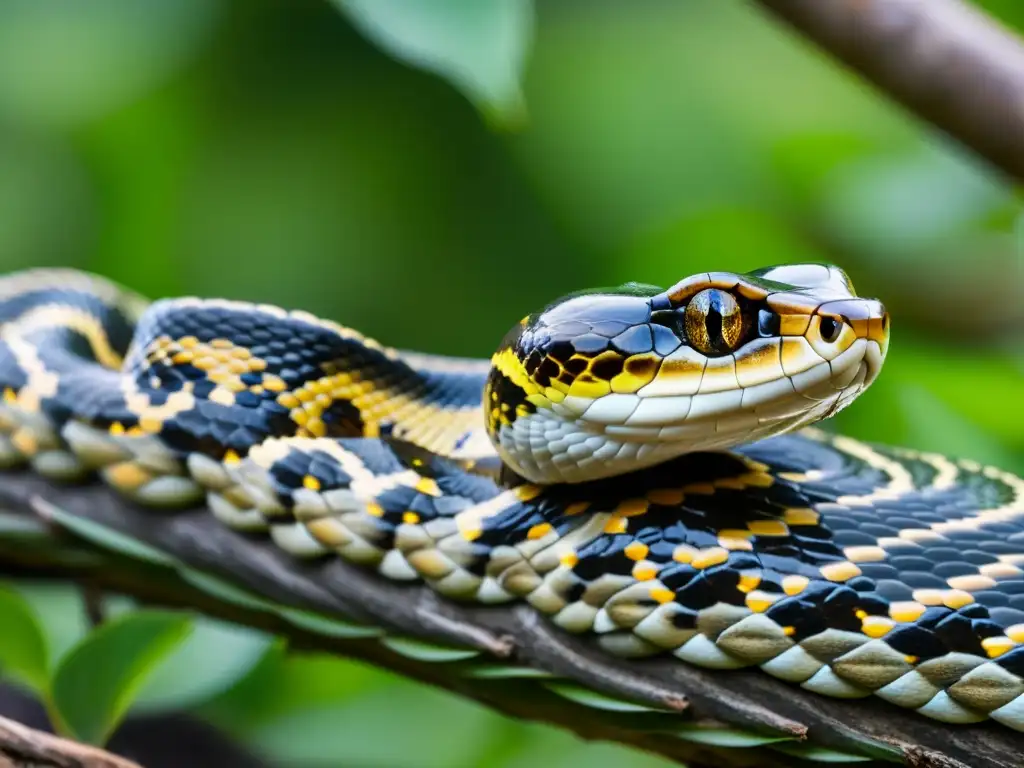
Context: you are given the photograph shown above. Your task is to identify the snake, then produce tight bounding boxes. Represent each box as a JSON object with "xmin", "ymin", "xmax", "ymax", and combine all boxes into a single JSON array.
[{"xmin": 1, "ymin": 264, "xmax": 1023, "ymax": 731}]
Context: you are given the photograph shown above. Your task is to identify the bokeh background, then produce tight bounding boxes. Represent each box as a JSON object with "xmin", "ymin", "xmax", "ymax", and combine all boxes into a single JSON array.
[{"xmin": 0, "ymin": 1, "xmax": 1021, "ymax": 766}]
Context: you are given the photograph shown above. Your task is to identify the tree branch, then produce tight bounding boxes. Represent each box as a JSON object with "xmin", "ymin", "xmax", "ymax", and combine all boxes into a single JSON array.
[
  {"xmin": 1, "ymin": 473, "xmax": 1022, "ymax": 767},
  {"xmin": 0, "ymin": 715, "xmax": 140, "ymax": 768},
  {"xmin": 750, "ymin": 0, "xmax": 1024, "ymax": 182}
]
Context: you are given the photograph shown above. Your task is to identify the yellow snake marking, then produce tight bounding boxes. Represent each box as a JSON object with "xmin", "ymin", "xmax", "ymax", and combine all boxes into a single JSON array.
[
  {"xmin": 2, "ymin": 335, "xmax": 58, "ymax": 413},
  {"xmin": 632, "ymin": 561, "xmax": 659, "ymax": 580},
  {"xmin": 455, "ymin": 489, "xmax": 521, "ymax": 541},
  {"xmin": 782, "ymin": 575, "xmax": 809, "ymax": 595},
  {"xmin": 489, "ymin": 347, "xmax": 543, "ymax": 423},
  {"xmin": 142, "ymin": 335, "xmax": 270, "ymax": 413},
  {"xmin": 733, "ymin": 338, "xmax": 783, "ymax": 388},
  {"xmin": 913, "ymin": 450, "xmax": 961, "ymax": 491},
  {"xmin": 253, "ymin": 437, "xmax": 427, "ymax": 505},
  {"xmin": 745, "ymin": 590, "xmax": 781, "ymax": 613},
  {"xmin": 607, "ymin": 355, "xmax": 659, "ymax": 395},
  {"xmin": 637, "ymin": 346, "xmax": 706, "ymax": 397},
  {"xmin": 121, "ymin": 371, "xmax": 196, "ymax": 434},
  {"xmin": 148, "ymin": 325, "xmax": 488, "ymax": 457},
  {"xmin": 819, "ymin": 561, "xmax": 862, "ymax": 582},
  {"xmin": 889, "ymin": 601, "xmax": 927, "ymax": 623},
  {"xmin": 843, "ymin": 546, "xmax": 887, "ymax": 563},
  {"xmin": 737, "ymin": 571, "xmax": 762, "ymax": 593},
  {"xmin": 861, "ymin": 615, "xmax": 895, "ymax": 638},
  {"xmin": 646, "ymin": 488, "xmax": 685, "ymax": 505},
  {"xmin": 782, "ymin": 507, "xmax": 820, "ymax": 525},
  {"xmin": 9, "ymin": 305, "xmax": 125, "ymax": 369},
  {"xmin": 911, "ymin": 588, "xmax": 975, "ymax": 609},
  {"xmin": 1, "ymin": 304, "xmax": 129, "ymax": 445},
  {"xmin": 779, "ymin": 314, "xmax": 811, "ymax": 336},
  {"xmin": 567, "ymin": 371, "xmax": 611, "ymax": 400}
]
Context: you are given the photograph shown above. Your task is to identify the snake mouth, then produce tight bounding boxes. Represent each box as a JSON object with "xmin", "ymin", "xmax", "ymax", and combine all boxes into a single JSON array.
[{"xmin": 638, "ymin": 340, "xmax": 875, "ymax": 434}]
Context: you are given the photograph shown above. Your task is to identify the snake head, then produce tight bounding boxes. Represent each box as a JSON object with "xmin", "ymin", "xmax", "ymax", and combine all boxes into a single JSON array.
[{"xmin": 485, "ymin": 263, "xmax": 889, "ymax": 484}]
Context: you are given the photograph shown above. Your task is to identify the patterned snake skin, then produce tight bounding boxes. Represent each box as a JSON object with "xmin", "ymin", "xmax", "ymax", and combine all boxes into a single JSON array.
[{"xmin": 0, "ymin": 266, "xmax": 1023, "ymax": 731}]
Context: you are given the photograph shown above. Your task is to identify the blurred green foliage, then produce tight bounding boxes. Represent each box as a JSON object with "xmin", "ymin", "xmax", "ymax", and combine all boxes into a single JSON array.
[{"xmin": 0, "ymin": 0, "xmax": 1021, "ymax": 765}]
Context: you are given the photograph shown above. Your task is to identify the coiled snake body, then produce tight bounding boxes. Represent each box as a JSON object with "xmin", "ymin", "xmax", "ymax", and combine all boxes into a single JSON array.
[{"xmin": 1, "ymin": 265, "xmax": 1023, "ymax": 730}]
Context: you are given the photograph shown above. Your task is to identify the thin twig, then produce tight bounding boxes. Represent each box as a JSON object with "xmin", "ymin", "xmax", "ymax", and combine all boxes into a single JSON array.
[
  {"xmin": 0, "ymin": 472, "xmax": 1022, "ymax": 768},
  {"xmin": 0, "ymin": 715, "xmax": 140, "ymax": 768},
  {"xmin": 751, "ymin": 0, "xmax": 1024, "ymax": 182}
]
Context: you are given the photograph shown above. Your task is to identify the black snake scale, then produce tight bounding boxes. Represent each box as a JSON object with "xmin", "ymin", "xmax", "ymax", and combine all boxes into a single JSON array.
[{"xmin": 0, "ymin": 266, "xmax": 1023, "ymax": 730}]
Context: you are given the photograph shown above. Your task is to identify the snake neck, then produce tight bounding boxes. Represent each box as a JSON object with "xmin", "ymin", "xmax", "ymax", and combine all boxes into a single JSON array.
[{"xmin": 105, "ymin": 298, "xmax": 496, "ymax": 466}]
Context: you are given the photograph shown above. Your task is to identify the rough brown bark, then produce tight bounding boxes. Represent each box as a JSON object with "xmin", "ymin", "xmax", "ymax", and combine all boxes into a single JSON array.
[
  {"xmin": 751, "ymin": 0, "xmax": 1024, "ymax": 183},
  {"xmin": 0, "ymin": 472, "xmax": 1022, "ymax": 768},
  {"xmin": 0, "ymin": 716, "xmax": 140, "ymax": 768}
]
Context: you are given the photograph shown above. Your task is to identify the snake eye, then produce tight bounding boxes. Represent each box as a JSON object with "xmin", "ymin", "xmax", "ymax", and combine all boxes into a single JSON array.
[
  {"xmin": 819, "ymin": 316, "xmax": 842, "ymax": 343},
  {"xmin": 685, "ymin": 288, "xmax": 746, "ymax": 356}
]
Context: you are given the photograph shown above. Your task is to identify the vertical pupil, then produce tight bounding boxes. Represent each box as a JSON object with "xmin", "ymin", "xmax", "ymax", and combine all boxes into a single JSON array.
[
  {"xmin": 684, "ymin": 289, "xmax": 744, "ymax": 355},
  {"xmin": 704, "ymin": 296, "xmax": 724, "ymax": 349}
]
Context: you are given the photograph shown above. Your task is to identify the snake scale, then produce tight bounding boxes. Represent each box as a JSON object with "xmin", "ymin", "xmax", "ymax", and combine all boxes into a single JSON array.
[{"xmin": 1, "ymin": 264, "xmax": 1023, "ymax": 731}]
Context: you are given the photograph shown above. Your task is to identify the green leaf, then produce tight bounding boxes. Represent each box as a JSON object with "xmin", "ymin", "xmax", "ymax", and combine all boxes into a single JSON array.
[
  {"xmin": 334, "ymin": 0, "xmax": 532, "ymax": 126},
  {"xmin": 670, "ymin": 726, "xmax": 792, "ymax": 747},
  {"xmin": 36, "ymin": 499, "xmax": 177, "ymax": 567},
  {"xmin": 464, "ymin": 664, "xmax": 556, "ymax": 679},
  {"xmin": 0, "ymin": 511, "xmax": 48, "ymax": 537},
  {"xmin": 9, "ymin": 583, "xmax": 93, "ymax": 667},
  {"xmin": 544, "ymin": 682, "xmax": 673, "ymax": 713},
  {"xmin": 278, "ymin": 607, "xmax": 384, "ymax": 639},
  {"xmin": 248, "ymin": 684, "xmax": 496, "ymax": 768},
  {"xmin": 50, "ymin": 611, "xmax": 192, "ymax": 745},
  {"xmin": 769, "ymin": 743, "xmax": 875, "ymax": 763},
  {"xmin": 132, "ymin": 618, "xmax": 273, "ymax": 713},
  {"xmin": 0, "ymin": 586, "xmax": 49, "ymax": 692},
  {"xmin": 179, "ymin": 569, "xmax": 277, "ymax": 612},
  {"xmin": 381, "ymin": 636, "xmax": 481, "ymax": 662},
  {"xmin": 494, "ymin": 727, "xmax": 680, "ymax": 768},
  {"xmin": 198, "ymin": 651, "xmax": 386, "ymax": 735}
]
